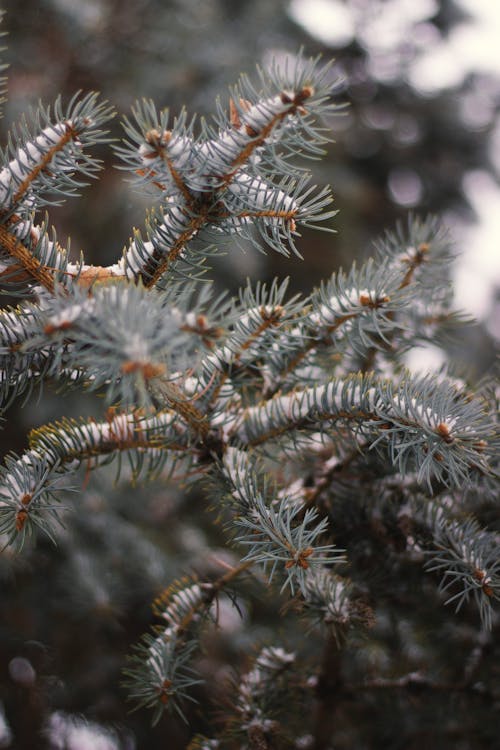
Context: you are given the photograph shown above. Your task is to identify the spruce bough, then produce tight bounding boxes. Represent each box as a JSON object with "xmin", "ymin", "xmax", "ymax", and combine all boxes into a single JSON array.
[{"xmin": 0, "ymin": 23, "xmax": 497, "ymax": 748}]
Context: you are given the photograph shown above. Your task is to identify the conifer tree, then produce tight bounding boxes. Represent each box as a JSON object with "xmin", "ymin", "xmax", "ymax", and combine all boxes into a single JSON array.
[{"xmin": 0, "ymin": 13, "xmax": 498, "ymax": 750}]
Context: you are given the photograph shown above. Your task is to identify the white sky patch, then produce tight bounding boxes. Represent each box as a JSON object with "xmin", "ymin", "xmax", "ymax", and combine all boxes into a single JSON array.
[
  {"xmin": 289, "ymin": 0, "xmax": 438, "ymax": 52},
  {"xmin": 409, "ymin": 0, "xmax": 500, "ymax": 92},
  {"xmin": 408, "ymin": 43, "xmax": 465, "ymax": 93},
  {"xmin": 357, "ymin": 0, "xmax": 438, "ymax": 52},
  {"xmin": 289, "ymin": 0, "xmax": 500, "ymax": 90},
  {"xmin": 453, "ymin": 171, "xmax": 500, "ymax": 321},
  {"xmin": 289, "ymin": 0, "xmax": 355, "ymax": 47},
  {"xmin": 405, "ymin": 344, "xmax": 446, "ymax": 375},
  {"xmin": 409, "ymin": 6, "xmax": 500, "ymax": 93},
  {"xmin": 289, "ymin": 0, "xmax": 500, "ymax": 333},
  {"xmin": 455, "ymin": 0, "xmax": 500, "ymax": 75}
]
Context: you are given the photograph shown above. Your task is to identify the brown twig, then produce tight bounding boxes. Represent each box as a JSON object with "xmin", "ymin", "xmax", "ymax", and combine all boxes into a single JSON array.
[{"xmin": 0, "ymin": 223, "xmax": 59, "ymax": 293}]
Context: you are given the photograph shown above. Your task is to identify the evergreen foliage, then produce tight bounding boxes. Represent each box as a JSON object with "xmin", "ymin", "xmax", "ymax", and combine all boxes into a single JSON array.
[{"xmin": 0, "ymin": 15, "xmax": 498, "ymax": 750}]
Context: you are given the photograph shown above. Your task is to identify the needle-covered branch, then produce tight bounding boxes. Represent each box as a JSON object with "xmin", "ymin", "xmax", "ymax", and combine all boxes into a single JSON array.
[
  {"xmin": 218, "ymin": 448, "xmax": 345, "ymax": 594},
  {"xmin": 234, "ymin": 372, "xmax": 495, "ymax": 489},
  {"xmin": 0, "ymin": 93, "xmax": 113, "ymax": 293},
  {"xmin": 0, "ymin": 408, "xmax": 194, "ymax": 547},
  {"xmin": 111, "ymin": 54, "xmax": 341, "ymax": 285},
  {"xmin": 425, "ymin": 515, "xmax": 500, "ymax": 629},
  {"xmin": 124, "ymin": 561, "xmax": 255, "ymax": 724}
]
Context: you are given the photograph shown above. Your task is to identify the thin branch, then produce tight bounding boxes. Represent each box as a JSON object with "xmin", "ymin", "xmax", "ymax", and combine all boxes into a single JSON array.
[
  {"xmin": 352, "ymin": 670, "xmax": 495, "ymax": 701},
  {"xmin": 142, "ymin": 209, "xmax": 209, "ymax": 288},
  {"xmin": 399, "ymin": 242, "xmax": 430, "ymax": 289},
  {"xmin": 209, "ymin": 304, "xmax": 285, "ymax": 405},
  {"xmin": 0, "ymin": 223, "xmax": 60, "ymax": 292},
  {"xmin": 222, "ymin": 86, "xmax": 314, "ymax": 186},
  {"xmin": 13, "ymin": 122, "xmax": 77, "ymax": 204}
]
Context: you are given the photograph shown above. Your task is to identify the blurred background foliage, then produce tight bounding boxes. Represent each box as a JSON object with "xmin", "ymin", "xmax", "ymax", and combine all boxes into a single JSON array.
[
  {"xmin": 2, "ymin": 0, "xmax": 499, "ymax": 292},
  {"xmin": 0, "ymin": 1, "xmax": 498, "ymax": 748}
]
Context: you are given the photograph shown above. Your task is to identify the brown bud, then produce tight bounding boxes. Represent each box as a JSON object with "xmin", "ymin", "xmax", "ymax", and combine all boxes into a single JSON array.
[
  {"xmin": 473, "ymin": 568, "xmax": 493, "ymax": 597},
  {"xmin": 158, "ymin": 678, "xmax": 172, "ymax": 704},
  {"xmin": 44, "ymin": 320, "xmax": 73, "ymax": 335},
  {"xmin": 121, "ymin": 361, "xmax": 166, "ymax": 379},
  {"xmin": 436, "ymin": 422, "xmax": 454, "ymax": 444},
  {"xmin": 16, "ymin": 509, "xmax": 28, "ymax": 531},
  {"xmin": 229, "ymin": 98, "xmax": 241, "ymax": 129}
]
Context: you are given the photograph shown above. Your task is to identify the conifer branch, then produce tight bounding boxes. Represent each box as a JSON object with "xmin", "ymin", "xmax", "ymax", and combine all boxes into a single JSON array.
[
  {"xmin": 28, "ymin": 409, "xmax": 189, "ymax": 465},
  {"xmin": 0, "ymin": 34, "xmax": 497, "ymax": 744},
  {"xmin": 110, "ymin": 54, "xmax": 340, "ymax": 286},
  {"xmin": 425, "ymin": 516, "xmax": 500, "ymax": 629},
  {"xmin": 0, "ymin": 92, "xmax": 113, "ymax": 212},
  {"xmin": 0, "ymin": 222, "xmax": 62, "ymax": 292},
  {"xmin": 234, "ymin": 373, "xmax": 495, "ymax": 489},
  {"xmin": 124, "ymin": 560, "xmax": 256, "ymax": 723},
  {"xmin": 218, "ymin": 448, "xmax": 345, "ymax": 594}
]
